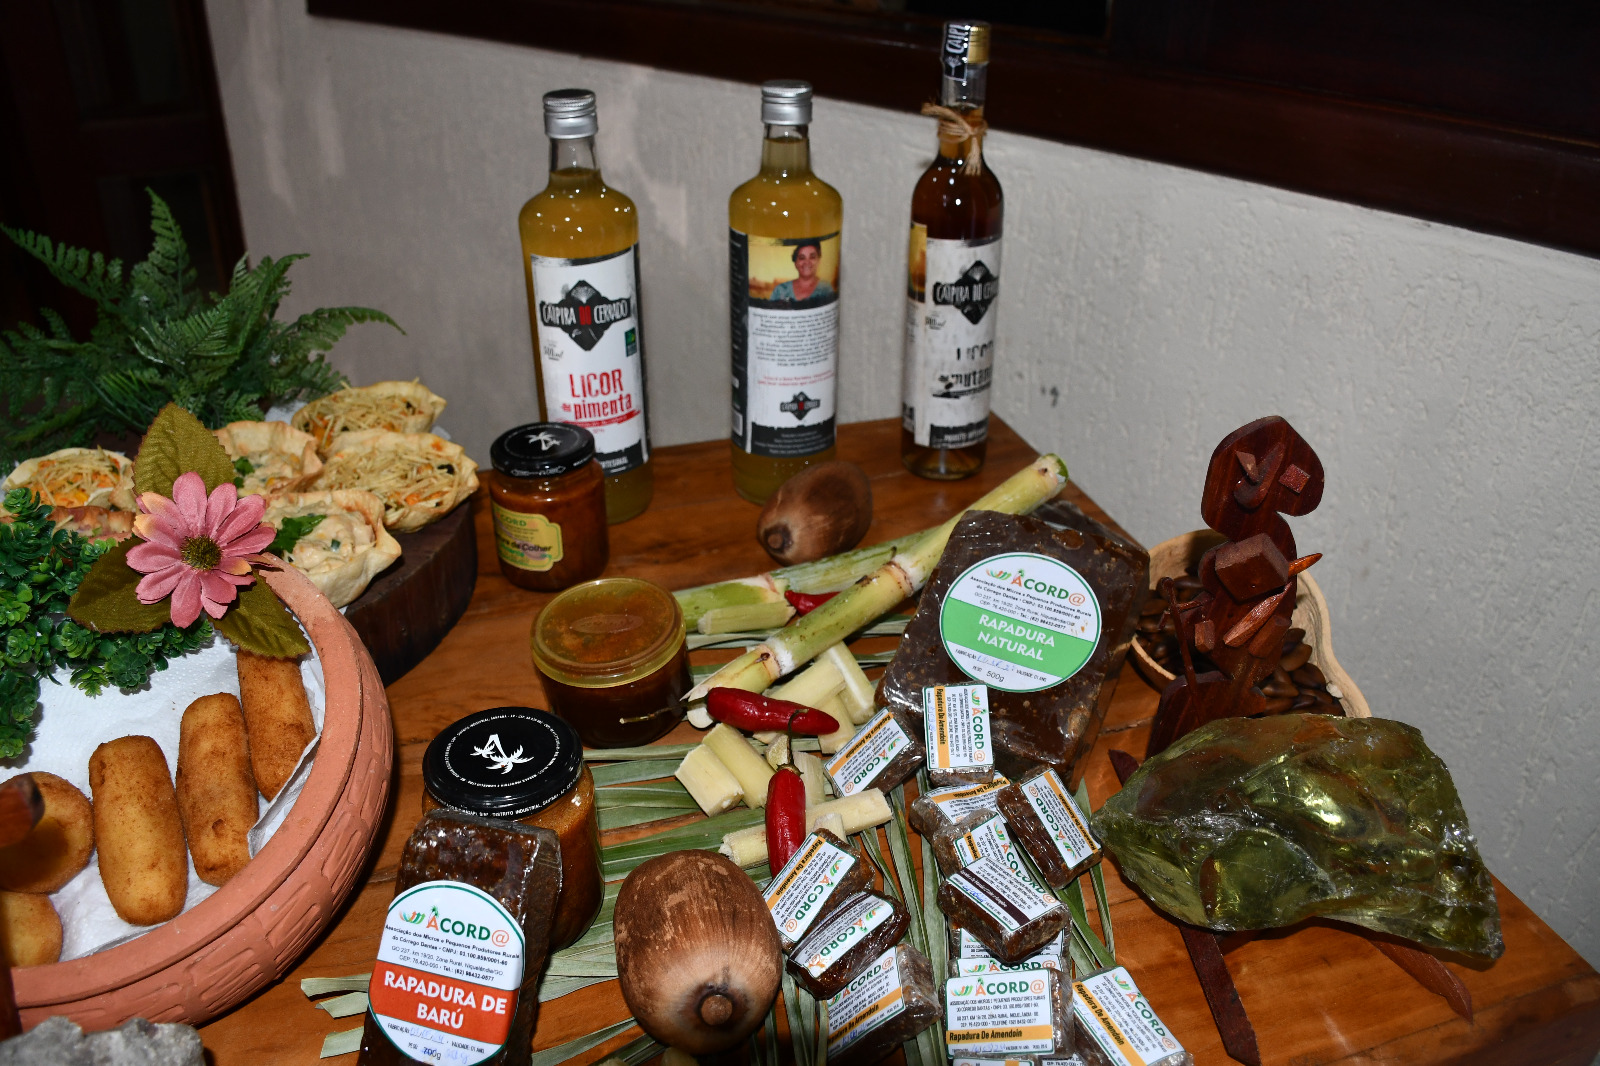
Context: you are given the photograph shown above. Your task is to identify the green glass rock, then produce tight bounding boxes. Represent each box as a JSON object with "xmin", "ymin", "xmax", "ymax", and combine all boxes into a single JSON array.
[{"xmin": 1093, "ymin": 714, "xmax": 1503, "ymax": 957}]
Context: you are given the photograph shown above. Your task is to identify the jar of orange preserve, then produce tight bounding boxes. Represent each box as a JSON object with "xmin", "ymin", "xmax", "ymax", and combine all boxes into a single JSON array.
[{"xmin": 489, "ymin": 422, "xmax": 608, "ymax": 591}]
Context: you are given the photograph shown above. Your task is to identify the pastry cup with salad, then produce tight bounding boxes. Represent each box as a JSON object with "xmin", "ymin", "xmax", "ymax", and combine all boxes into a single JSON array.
[
  {"xmin": 1, "ymin": 446, "xmax": 137, "ymax": 539},
  {"xmin": 214, "ymin": 420, "xmax": 323, "ymax": 498},
  {"xmin": 263, "ymin": 489, "xmax": 402, "ymax": 608},
  {"xmin": 292, "ymin": 380, "xmax": 446, "ymax": 456},
  {"xmin": 313, "ymin": 429, "xmax": 478, "ymax": 534}
]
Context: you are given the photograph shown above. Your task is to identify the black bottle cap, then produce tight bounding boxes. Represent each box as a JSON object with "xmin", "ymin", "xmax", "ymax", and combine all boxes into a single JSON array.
[
  {"xmin": 423, "ymin": 707, "xmax": 583, "ymax": 818},
  {"xmin": 491, "ymin": 423, "xmax": 595, "ymax": 479}
]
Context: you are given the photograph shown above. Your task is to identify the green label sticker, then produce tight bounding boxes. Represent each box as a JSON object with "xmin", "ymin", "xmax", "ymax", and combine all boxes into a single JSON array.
[{"xmin": 938, "ymin": 552, "xmax": 1100, "ymax": 692}]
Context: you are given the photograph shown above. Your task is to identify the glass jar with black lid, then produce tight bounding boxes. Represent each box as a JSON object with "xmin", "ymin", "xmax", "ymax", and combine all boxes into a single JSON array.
[
  {"xmin": 489, "ymin": 422, "xmax": 609, "ymax": 591},
  {"xmin": 422, "ymin": 707, "xmax": 602, "ymax": 950}
]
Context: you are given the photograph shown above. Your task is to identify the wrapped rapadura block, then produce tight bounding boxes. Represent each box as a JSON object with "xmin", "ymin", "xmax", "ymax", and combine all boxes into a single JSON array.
[
  {"xmin": 951, "ymin": 926, "xmax": 1066, "ymax": 973},
  {"xmin": 1073, "ymin": 967, "xmax": 1191, "ymax": 1066},
  {"xmin": 789, "ymin": 889, "xmax": 910, "ymax": 997},
  {"xmin": 922, "ymin": 683, "xmax": 997, "ymax": 786},
  {"xmin": 908, "ymin": 776, "xmax": 1010, "ymax": 837},
  {"xmin": 998, "ymin": 766, "xmax": 1102, "ymax": 888},
  {"xmin": 824, "ymin": 707, "xmax": 925, "ymax": 799},
  {"xmin": 825, "ymin": 945, "xmax": 939, "ymax": 1066},
  {"xmin": 946, "ymin": 967, "xmax": 1074, "ymax": 1061},
  {"xmin": 878, "ymin": 508, "xmax": 1147, "ymax": 783},
  {"xmin": 938, "ymin": 854, "xmax": 1068, "ymax": 963},
  {"xmin": 763, "ymin": 829, "xmax": 872, "ymax": 951},
  {"xmin": 931, "ymin": 810, "xmax": 1043, "ymax": 888}
]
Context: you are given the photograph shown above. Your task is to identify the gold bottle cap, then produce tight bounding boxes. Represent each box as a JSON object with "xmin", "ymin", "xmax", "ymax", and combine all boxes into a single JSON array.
[{"xmin": 943, "ymin": 21, "xmax": 991, "ymax": 67}]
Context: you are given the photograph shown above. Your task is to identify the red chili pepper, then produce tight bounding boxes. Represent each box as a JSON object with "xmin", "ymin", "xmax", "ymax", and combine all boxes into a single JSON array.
[
  {"xmin": 706, "ymin": 688, "xmax": 839, "ymax": 735},
  {"xmin": 766, "ymin": 764, "xmax": 807, "ymax": 871},
  {"xmin": 784, "ymin": 590, "xmax": 838, "ymax": 615}
]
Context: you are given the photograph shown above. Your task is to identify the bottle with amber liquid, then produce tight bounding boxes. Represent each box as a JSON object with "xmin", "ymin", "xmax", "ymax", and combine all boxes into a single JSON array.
[
  {"xmin": 901, "ymin": 22, "xmax": 1003, "ymax": 480},
  {"xmin": 520, "ymin": 89, "xmax": 653, "ymax": 523},
  {"xmin": 729, "ymin": 81, "xmax": 844, "ymax": 504}
]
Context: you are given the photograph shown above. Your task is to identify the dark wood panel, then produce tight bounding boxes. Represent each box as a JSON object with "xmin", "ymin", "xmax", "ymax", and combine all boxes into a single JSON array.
[{"xmin": 307, "ymin": 0, "xmax": 1600, "ymax": 259}]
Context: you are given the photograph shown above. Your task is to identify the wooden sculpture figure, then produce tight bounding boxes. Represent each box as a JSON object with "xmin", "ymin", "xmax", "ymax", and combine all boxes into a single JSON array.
[{"xmin": 1147, "ymin": 416, "xmax": 1326, "ymax": 756}]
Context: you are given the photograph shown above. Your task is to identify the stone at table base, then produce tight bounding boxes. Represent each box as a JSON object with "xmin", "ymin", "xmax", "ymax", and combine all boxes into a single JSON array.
[{"xmin": 0, "ymin": 1016, "xmax": 203, "ymax": 1066}]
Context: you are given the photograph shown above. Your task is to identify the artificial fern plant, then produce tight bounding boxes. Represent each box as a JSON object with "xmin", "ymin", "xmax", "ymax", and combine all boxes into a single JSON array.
[{"xmin": 0, "ymin": 189, "xmax": 399, "ymax": 463}]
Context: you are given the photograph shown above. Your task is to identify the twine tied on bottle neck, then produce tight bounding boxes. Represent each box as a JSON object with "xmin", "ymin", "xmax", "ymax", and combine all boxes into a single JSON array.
[{"xmin": 921, "ymin": 103, "xmax": 988, "ymax": 176}]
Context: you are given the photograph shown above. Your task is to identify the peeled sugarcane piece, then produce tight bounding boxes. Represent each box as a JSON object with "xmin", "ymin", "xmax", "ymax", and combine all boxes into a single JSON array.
[
  {"xmin": 764, "ymin": 735, "xmax": 790, "ymax": 770},
  {"xmin": 751, "ymin": 655, "xmax": 847, "ymax": 743},
  {"xmin": 720, "ymin": 789, "xmax": 893, "ymax": 867},
  {"xmin": 685, "ymin": 455, "xmax": 1070, "ymax": 703},
  {"xmin": 698, "ymin": 601, "xmax": 796, "ymax": 635},
  {"xmin": 795, "ymin": 751, "xmax": 828, "ymax": 806},
  {"xmin": 676, "ymin": 744, "xmax": 744, "ymax": 815},
  {"xmin": 811, "ymin": 811, "xmax": 846, "ymax": 838},
  {"xmin": 816, "ymin": 693, "xmax": 858, "ymax": 754},
  {"xmin": 820, "ymin": 644, "xmax": 876, "ymax": 724},
  {"xmin": 704, "ymin": 724, "xmax": 775, "ymax": 808}
]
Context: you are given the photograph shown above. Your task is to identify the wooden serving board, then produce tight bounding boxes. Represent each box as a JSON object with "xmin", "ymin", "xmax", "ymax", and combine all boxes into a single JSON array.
[{"xmin": 344, "ymin": 500, "xmax": 477, "ymax": 684}]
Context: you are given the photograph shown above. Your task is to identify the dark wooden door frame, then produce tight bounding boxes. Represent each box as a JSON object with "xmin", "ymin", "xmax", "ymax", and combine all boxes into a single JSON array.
[{"xmin": 307, "ymin": 0, "xmax": 1600, "ymax": 259}]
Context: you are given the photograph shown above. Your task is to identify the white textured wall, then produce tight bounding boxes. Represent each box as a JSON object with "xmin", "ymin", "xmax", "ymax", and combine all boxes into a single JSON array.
[{"xmin": 206, "ymin": 1, "xmax": 1600, "ymax": 964}]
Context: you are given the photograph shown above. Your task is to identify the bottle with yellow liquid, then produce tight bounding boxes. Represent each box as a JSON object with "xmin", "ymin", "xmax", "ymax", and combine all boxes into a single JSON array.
[
  {"xmin": 728, "ymin": 81, "xmax": 843, "ymax": 504},
  {"xmin": 520, "ymin": 89, "xmax": 652, "ymax": 524}
]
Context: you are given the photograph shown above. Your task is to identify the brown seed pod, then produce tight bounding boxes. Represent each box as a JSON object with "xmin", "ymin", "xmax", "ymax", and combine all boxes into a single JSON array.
[
  {"xmin": 613, "ymin": 850, "xmax": 782, "ymax": 1054},
  {"xmin": 756, "ymin": 461, "xmax": 872, "ymax": 566}
]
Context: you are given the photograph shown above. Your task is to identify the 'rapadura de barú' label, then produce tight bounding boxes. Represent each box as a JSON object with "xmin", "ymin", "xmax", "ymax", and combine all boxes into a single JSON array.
[{"xmin": 367, "ymin": 879, "xmax": 526, "ymax": 1063}]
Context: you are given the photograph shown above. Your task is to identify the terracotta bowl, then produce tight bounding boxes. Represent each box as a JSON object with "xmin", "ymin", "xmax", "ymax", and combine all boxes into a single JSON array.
[
  {"xmin": 13, "ymin": 564, "xmax": 394, "ymax": 1029},
  {"xmin": 1128, "ymin": 529, "xmax": 1371, "ymax": 718}
]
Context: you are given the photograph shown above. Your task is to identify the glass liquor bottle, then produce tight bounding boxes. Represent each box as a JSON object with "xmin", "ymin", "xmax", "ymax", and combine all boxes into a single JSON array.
[
  {"xmin": 728, "ymin": 80, "xmax": 844, "ymax": 505},
  {"xmin": 901, "ymin": 22, "xmax": 1004, "ymax": 480},
  {"xmin": 520, "ymin": 89, "xmax": 653, "ymax": 524}
]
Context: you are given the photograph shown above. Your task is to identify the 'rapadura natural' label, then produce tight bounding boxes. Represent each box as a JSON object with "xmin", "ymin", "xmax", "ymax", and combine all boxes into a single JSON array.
[
  {"xmin": 367, "ymin": 880, "xmax": 525, "ymax": 1064},
  {"xmin": 939, "ymin": 552, "xmax": 1102, "ymax": 692}
]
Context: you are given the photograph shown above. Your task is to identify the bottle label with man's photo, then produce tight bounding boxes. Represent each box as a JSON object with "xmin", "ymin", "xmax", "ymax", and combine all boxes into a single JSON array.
[
  {"xmin": 531, "ymin": 244, "xmax": 649, "ymax": 476},
  {"xmin": 730, "ymin": 229, "xmax": 840, "ymax": 458},
  {"xmin": 901, "ymin": 226, "xmax": 1000, "ymax": 449}
]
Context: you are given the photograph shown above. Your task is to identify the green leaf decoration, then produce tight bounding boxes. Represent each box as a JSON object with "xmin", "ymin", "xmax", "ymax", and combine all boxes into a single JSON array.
[
  {"xmin": 135, "ymin": 403, "xmax": 239, "ymax": 497},
  {"xmin": 269, "ymin": 513, "xmax": 324, "ymax": 556},
  {"xmin": 213, "ymin": 574, "xmax": 310, "ymax": 658},
  {"xmin": 1, "ymin": 189, "xmax": 398, "ymax": 464},
  {"xmin": 66, "ymin": 539, "xmax": 173, "ymax": 634}
]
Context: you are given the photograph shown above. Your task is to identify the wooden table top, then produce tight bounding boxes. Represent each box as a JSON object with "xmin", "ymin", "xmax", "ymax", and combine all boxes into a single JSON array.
[{"xmin": 198, "ymin": 417, "xmax": 1600, "ymax": 1066}]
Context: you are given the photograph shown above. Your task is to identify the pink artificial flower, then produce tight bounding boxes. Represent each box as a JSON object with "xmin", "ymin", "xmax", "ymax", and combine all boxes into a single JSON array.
[{"xmin": 126, "ymin": 471, "xmax": 276, "ymax": 627}]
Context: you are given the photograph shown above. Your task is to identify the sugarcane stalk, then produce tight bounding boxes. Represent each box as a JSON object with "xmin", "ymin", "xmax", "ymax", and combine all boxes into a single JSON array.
[{"xmin": 685, "ymin": 454, "xmax": 1068, "ymax": 701}]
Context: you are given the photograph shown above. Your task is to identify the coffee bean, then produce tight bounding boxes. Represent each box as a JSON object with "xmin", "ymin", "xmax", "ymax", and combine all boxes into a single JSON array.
[
  {"xmin": 1141, "ymin": 598, "xmax": 1167, "ymax": 617},
  {"xmin": 1279, "ymin": 643, "xmax": 1312, "ymax": 672},
  {"xmin": 1261, "ymin": 678, "xmax": 1298, "ymax": 699},
  {"xmin": 1291, "ymin": 693, "xmax": 1319, "ymax": 710},
  {"xmin": 1262, "ymin": 697, "xmax": 1295, "ymax": 714},
  {"xmin": 1292, "ymin": 663, "xmax": 1327, "ymax": 688}
]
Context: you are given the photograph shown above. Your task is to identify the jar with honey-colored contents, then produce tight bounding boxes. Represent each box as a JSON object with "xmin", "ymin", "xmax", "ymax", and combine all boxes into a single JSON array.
[
  {"xmin": 489, "ymin": 422, "xmax": 609, "ymax": 591},
  {"xmin": 422, "ymin": 707, "xmax": 602, "ymax": 950},
  {"xmin": 531, "ymin": 576, "xmax": 690, "ymax": 747}
]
